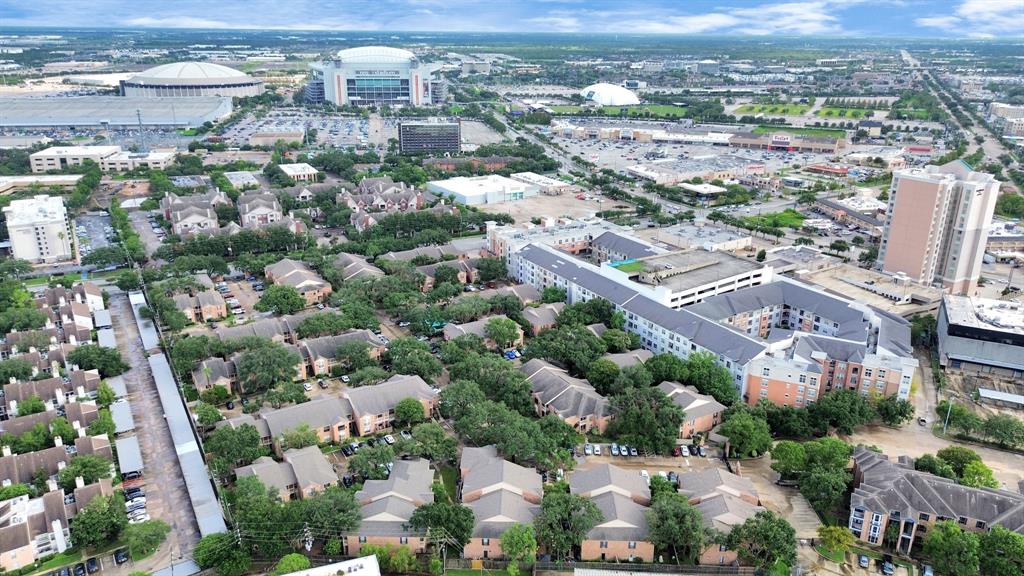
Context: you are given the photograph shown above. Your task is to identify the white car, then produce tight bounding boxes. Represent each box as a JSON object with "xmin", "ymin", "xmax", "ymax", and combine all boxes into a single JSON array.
[
  {"xmin": 341, "ymin": 375, "xmax": 351, "ymax": 383},
  {"xmin": 593, "ymin": 444, "xmax": 602, "ymax": 456},
  {"xmin": 303, "ymin": 382, "xmax": 313, "ymax": 392}
]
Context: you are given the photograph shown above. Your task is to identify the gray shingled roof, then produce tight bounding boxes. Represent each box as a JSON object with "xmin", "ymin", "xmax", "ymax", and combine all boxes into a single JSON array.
[
  {"xmin": 587, "ymin": 491, "xmax": 647, "ymax": 541},
  {"xmin": 592, "ymin": 230, "xmax": 661, "ymax": 260},
  {"xmin": 657, "ymin": 382, "xmax": 726, "ymax": 421},
  {"xmin": 260, "ymin": 397, "xmax": 352, "ymax": 440},
  {"xmin": 677, "ymin": 468, "xmax": 757, "ymax": 502},
  {"xmin": 570, "ymin": 463, "xmax": 650, "ymax": 502},
  {"xmin": 345, "ymin": 375, "xmax": 435, "ymax": 419},
  {"xmin": 519, "ymin": 359, "xmax": 608, "ymax": 422},
  {"xmin": 695, "ymin": 493, "xmax": 764, "ymax": 533}
]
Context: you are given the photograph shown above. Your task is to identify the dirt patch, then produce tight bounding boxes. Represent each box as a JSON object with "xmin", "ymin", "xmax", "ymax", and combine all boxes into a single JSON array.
[{"xmin": 483, "ymin": 193, "xmax": 619, "ymax": 224}]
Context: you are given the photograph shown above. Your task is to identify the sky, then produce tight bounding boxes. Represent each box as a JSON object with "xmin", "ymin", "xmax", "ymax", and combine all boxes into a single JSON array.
[{"xmin": 0, "ymin": 0, "xmax": 1022, "ymax": 39}]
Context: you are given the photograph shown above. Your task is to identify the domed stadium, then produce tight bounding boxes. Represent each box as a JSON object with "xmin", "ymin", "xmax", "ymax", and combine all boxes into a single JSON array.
[
  {"xmin": 336, "ymin": 46, "xmax": 419, "ymax": 65},
  {"xmin": 580, "ymin": 83, "xmax": 640, "ymax": 106},
  {"xmin": 317, "ymin": 46, "xmax": 441, "ymax": 107},
  {"xmin": 121, "ymin": 62, "xmax": 264, "ymax": 98}
]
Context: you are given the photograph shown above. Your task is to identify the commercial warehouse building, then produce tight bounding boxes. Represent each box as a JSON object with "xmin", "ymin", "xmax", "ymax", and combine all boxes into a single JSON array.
[
  {"xmin": 0, "ymin": 96, "xmax": 233, "ymax": 129},
  {"xmin": 427, "ymin": 174, "xmax": 538, "ymax": 205},
  {"xmin": 937, "ymin": 294, "xmax": 1024, "ymax": 380},
  {"xmin": 627, "ymin": 155, "xmax": 767, "ymax": 185},
  {"xmin": 398, "ymin": 121, "xmax": 460, "ymax": 154}
]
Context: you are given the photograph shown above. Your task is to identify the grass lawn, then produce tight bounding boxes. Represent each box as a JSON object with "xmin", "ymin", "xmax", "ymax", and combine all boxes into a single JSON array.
[
  {"xmin": 34, "ymin": 550, "xmax": 83, "ymax": 573},
  {"xmin": 737, "ymin": 103, "xmax": 811, "ymax": 116},
  {"xmin": 815, "ymin": 546, "xmax": 847, "ymax": 563},
  {"xmin": 745, "ymin": 209, "xmax": 806, "ymax": 229},
  {"xmin": 815, "ymin": 107, "xmax": 872, "ymax": 119},
  {"xmin": 752, "ymin": 125, "xmax": 846, "ymax": 139},
  {"xmin": 768, "ymin": 560, "xmax": 791, "ymax": 576},
  {"xmin": 612, "ymin": 261, "xmax": 646, "ymax": 273},
  {"xmin": 439, "ymin": 466, "xmax": 458, "ymax": 503}
]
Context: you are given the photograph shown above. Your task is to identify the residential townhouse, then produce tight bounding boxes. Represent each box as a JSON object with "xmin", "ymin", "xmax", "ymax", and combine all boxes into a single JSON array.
[
  {"xmin": 849, "ymin": 446, "xmax": 1024, "ymax": 554},
  {"xmin": 264, "ymin": 259, "xmax": 333, "ymax": 306},
  {"xmin": 3, "ymin": 371, "xmax": 101, "ymax": 418},
  {"xmin": 238, "ymin": 192, "xmax": 284, "ymax": 228},
  {"xmin": 570, "ymin": 463, "xmax": 654, "ymax": 562},
  {"xmin": 416, "ymin": 258, "xmax": 480, "ymax": 291},
  {"xmin": 235, "ymin": 446, "xmax": 338, "ymax": 501},
  {"xmin": 298, "ymin": 331, "xmax": 385, "ymax": 376},
  {"xmin": 0, "ymin": 401, "xmax": 98, "ymax": 438},
  {"xmin": 349, "ymin": 459, "xmax": 433, "ymax": 555},
  {"xmin": 191, "ymin": 357, "xmax": 236, "ymax": 395},
  {"xmin": 36, "ymin": 283, "xmax": 103, "ymax": 314},
  {"xmin": 601, "ymin": 350, "xmax": 654, "ymax": 370},
  {"xmin": 454, "ymin": 284, "xmax": 542, "ymax": 306},
  {"xmin": 521, "ymin": 302, "xmax": 564, "ymax": 336},
  {"xmin": 460, "ymin": 445, "xmax": 542, "ymax": 560},
  {"xmin": 442, "ymin": 315, "xmax": 524, "ymax": 350},
  {"xmin": 334, "ymin": 253, "xmax": 384, "ymax": 282},
  {"xmin": 657, "ymin": 382, "xmax": 726, "ymax": 439},
  {"xmin": 259, "ymin": 397, "xmax": 352, "ymax": 451},
  {"xmin": 519, "ymin": 359, "xmax": 609, "ymax": 434},
  {"xmin": 345, "ymin": 375, "xmax": 438, "ymax": 437},
  {"xmin": 172, "ymin": 291, "xmax": 228, "ymax": 324},
  {"xmin": 379, "ymin": 244, "xmax": 468, "ymax": 262},
  {"xmin": 0, "ymin": 478, "xmax": 114, "ymax": 571},
  {"xmin": 0, "ymin": 434, "xmax": 112, "ymax": 486},
  {"xmin": 161, "ymin": 189, "xmax": 231, "ymax": 236}
]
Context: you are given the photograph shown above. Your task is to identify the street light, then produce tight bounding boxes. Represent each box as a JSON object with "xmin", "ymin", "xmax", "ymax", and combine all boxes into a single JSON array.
[{"xmin": 942, "ymin": 392, "xmax": 959, "ymax": 436}]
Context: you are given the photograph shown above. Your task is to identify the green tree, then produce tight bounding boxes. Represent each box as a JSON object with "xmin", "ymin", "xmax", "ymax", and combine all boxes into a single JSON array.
[
  {"xmin": 58, "ymin": 455, "xmax": 113, "ymax": 491},
  {"xmin": 255, "ymin": 284, "xmax": 306, "ymax": 315},
  {"xmin": 409, "ymin": 500, "xmax": 475, "ymax": 550},
  {"xmin": 808, "ymin": 389, "xmax": 877, "ymax": 435},
  {"xmin": 646, "ymin": 493, "xmax": 705, "ymax": 563},
  {"xmin": 534, "ymin": 492, "xmax": 602, "ymax": 560},
  {"xmin": 541, "ymin": 286, "xmax": 567, "ymax": 303},
  {"xmin": 17, "ymin": 395, "xmax": 46, "ymax": 416},
  {"xmin": 124, "ymin": 519, "xmax": 171, "ymax": 560},
  {"xmin": 524, "ymin": 324, "xmax": 606, "ymax": 376},
  {"xmin": 403, "ymin": 422, "xmax": 457, "ymax": 462},
  {"xmin": 600, "ymin": 329, "xmax": 633, "ymax": 353},
  {"xmin": 485, "ymin": 316, "xmax": 521, "ymax": 349},
  {"xmin": 205, "ymin": 423, "xmax": 268, "ymax": 475},
  {"xmin": 678, "ymin": 352, "xmax": 739, "ymax": 406},
  {"xmin": 87, "ymin": 408, "xmax": 116, "ymax": 439},
  {"xmin": 303, "ymin": 485, "xmax": 361, "ymax": 540},
  {"xmin": 0, "ymin": 358, "xmax": 33, "ymax": 383},
  {"xmin": 113, "ymin": 270, "xmax": 143, "ymax": 291},
  {"xmin": 770, "ymin": 441, "xmax": 807, "ymax": 480},
  {"xmin": 922, "ymin": 521, "xmax": 979, "ymax": 576},
  {"xmin": 194, "ymin": 402, "xmax": 224, "ymax": 428},
  {"xmin": 200, "ymin": 384, "xmax": 231, "ymax": 405},
  {"xmin": 644, "ymin": 353, "xmax": 684, "ymax": 384},
  {"xmin": 981, "ymin": 413, "xmax": 1024, "ymax": 448},
  {"xmin": 67, "ymin": 345, "xmax": 130, "ymax": 377},
  {"xmin": 194, "ymin": 532, "xmax": 251, "ymax": 576},
  {"xmin": 477, "ymin": 257, "xmax": 507, "ymax": 282},
  {"xmin": 386, "ymin": 337, "xmax": 443, "ymax": 382},
  {"xmin": 271, "ymin": 553, "xmax": 311, "ymax": 576},
  {"xmin": 817, "ymin": 524, "xmax": 855, "ymax": 555},
  {"xmin": 979, "ymin": 525, "xmax": 1024, "ymax": 576},
  {"xmin": 586, "ymin": 359, "xmax": 620, "ymax": 395},
  {"xmin": 608, "ymin": 387, "xmax": 685, "ymax": 455},
  {"xmin": 394, "ymin": 397, "xmax": 426, "ymax": 427},
  {"xmin": 96, "ymin": 381, "xmax": 117, "ymax": 407},
  {"xmin": 500, "ymin": 523, "xmax": 537, "ymax": 576},
  {"xmin": 235, "ymin": 343, "xmax": 301, "ymax": 394},
  {"xmin": 724, "ymin": 510, "xmax": 797, "ymax": 570},
  {"xmin": 915, "ymin": 453, "xmax": 957, "ymax": 479},
  {"xmin": 875, "ymin": 396, "xmax": 915, "ymax": 426},
  {"xmin": 720, "ymin": 412, "xmax": 772, "ymax": 458},
  {"xmin": 50, "ymin": 416, "xmax": 76, "ymax": 445},
  {"xmin": 960, "ymin": 460, "xmax": 999, "ymax": 488},
  {"xmin": 348, "ymin": 444, "xmax": 394, "ymax": 480},
  {"xmin": 438, "ymin": 379, "xmax": 486, "ymax": 420},
  {"xmin": 70, "ymin": 493, "xmax": 126, "ymax": 550},
  {"xmin": 936, "ymin": 446, "xmax": 981, "ymax": 478},
  {"xmin": 800, "ymin": 468, "xmax": 851, "ymax": 515},
  {"xmin": 278, "ymin": 423, "xmax": 319, "ymax": 450},
  {"xmin": 336, "ymin": 340, "xmax": 377, "ymax": 371}
]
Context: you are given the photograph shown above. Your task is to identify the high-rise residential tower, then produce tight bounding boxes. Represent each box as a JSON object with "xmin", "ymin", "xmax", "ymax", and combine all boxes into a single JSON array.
[{"xmin": 878, "ymin": 160, "xmax": 999, "ymax": 295}]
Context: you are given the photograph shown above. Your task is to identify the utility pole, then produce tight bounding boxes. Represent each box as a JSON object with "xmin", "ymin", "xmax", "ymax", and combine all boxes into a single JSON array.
[{"xmin": 137, "ymin": 109, "xmax": 147, "ymax": 152}]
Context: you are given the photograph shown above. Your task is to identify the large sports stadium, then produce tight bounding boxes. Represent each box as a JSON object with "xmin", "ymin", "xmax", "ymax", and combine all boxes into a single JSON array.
[
  {"xmin": 120, "ymin": 62, "xmax": 264, "ymax": 98},
  {"xmin": 314, "ymin": 46, "xmax": 442, "ymax": 107}
]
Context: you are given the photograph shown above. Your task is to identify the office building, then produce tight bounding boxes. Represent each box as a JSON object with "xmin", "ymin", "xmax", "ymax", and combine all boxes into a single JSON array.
[
  {"xmin": 879, "ymin": 161, "xmax": 999, "ymax": 295},
  {"xmin": 120, "ymin": 62, "xmax": 263, "ymax": 98},
  {"xmin": 398, "ymin": 121, "xmax": 460, "ymax": 154},
  {"xmin": 427, "ymin": 175, "xmax": 538, "ymax": 205},
  {"xmin": 317, "ymin": 46, "xmax": 441, "ymax": 107},
  {"xmin": 2, "ymin": 195, "xmax": 74, "ymax": 264},
  {"xmin": 936, "ymin": 294, "xmax": 1024, "ymax": 380}
]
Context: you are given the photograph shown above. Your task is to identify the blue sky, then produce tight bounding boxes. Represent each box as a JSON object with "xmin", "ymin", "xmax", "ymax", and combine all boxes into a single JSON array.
[{"xmin": 1, "ymin": 0, "xmax": 1021, "ymax": 38}]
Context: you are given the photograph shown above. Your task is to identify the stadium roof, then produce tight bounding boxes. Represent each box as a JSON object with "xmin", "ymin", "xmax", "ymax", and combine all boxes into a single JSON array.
[
  {"xmin": 0, "ymin": 96, "xmax": 232, "ymax": 128},
  {"xmin": 337, "ymin": 46, "xmax": 417, "ymax": 65},
  {"xmin": 128, "ymin": 62, "xmax": 255, "ymax": 86},
  {"xmin": 580, "ymin": 83, "xmax": 640, "ymax": 106}
]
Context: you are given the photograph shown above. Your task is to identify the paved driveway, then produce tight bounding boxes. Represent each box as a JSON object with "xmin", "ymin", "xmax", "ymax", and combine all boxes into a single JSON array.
[
  {"xmin": 109, "ymin": 291, "xmax": 200, "ymax": 560},
  {"xmin": 128, "ymin": 210, "xmax": 165, "ymax": 256}
]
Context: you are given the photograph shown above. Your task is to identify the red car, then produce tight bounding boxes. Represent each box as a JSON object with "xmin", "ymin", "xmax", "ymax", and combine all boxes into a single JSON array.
[{"xmin": 672, "ymin": 447, "xmax": 682, "ymax": 457}]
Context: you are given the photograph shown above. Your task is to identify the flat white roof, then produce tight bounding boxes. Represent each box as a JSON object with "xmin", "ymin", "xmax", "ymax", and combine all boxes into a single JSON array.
[
  {"xmin": 30, "ymin": 145, "xmax": 122, "ymax": 158},
  {"xmin": 681, "ymin": 182, "xmax": 727, "ymax": 195},
  {"xmin": 510, "ymin": 171, "xmax": 568, "ymax": 187},
  {"xmin": 1, "ymin": 195, "xmax": 67, "ymax": 226},
  {"xmin": 279, "ymin": 162, "xmax": 318, "ymax": 176},
  {"xmin": 428, "ymin": 174, "xmax": 532, "ymax": 198}
]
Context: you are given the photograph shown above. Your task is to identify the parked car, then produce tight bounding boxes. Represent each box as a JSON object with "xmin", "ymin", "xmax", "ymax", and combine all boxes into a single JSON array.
[
  {"xmin": 881, "ymin": 561, "xmax": 895, "ymax": 576},
  {"xmin": 383, "ymin": 435, "xmax": 395, "ymax": 445},
  {"xmin": 400, "ymin": 429, "xmax": 413, "ymax": 441},
  {"xmin": 114, "ymin": 549, "xmax": 129, "ymax": 565},
  {"xmin": 593, "ymin": 444, "xmax": 602, "ymax": 456},
  {"xmin": 689, "ymin": 445, "xmax": 700, "ymax": 456},
  {"xmin": 584, "ymin": 443, "xmax": 593, "ymax": 456},
  {"xmin": 318, "ymin": 379, "xmax": 328, "ymax": 389},
  {"xmin": 303, "ymin": 382, "xmax": 313, "ymax": 392},
  {"xmin": 341, "ymin": 445, "xmax": 354, "ymax": 457},
  {"xmin": 629, "ymin": 447, "xmax": 638, "ymax": 457},
  {"xmin": 73, "ymin": 564, "xmax": 85, "ymax": 576},
  {"xmin": 86, "ymin": 558, "xmax": 99, "ymax": 574},
  {"xmin": 921, "ymin": 566, "xmax": 933, "ymax": 576},
  {"xmin": 698, "ymin": 446, "xmax": 707, "ymax": 457},
  {"xmin": 610, "ymin": 444, "xmax": 620, "ymax": 456},
  {"xmin": 672, "ymin": 447, "xmax": 682, "ymax": 457},
  {"xmin": 341, "ymin": 375, "xmax": 351, "ymax": 383}
]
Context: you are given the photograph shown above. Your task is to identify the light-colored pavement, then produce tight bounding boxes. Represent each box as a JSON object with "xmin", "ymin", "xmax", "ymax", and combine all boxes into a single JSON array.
[
  {"xmin": 128, "ymin": 210, "xmax": 165, "ymax": 256},
  {"xmin": 108, "ymin": 291, "xmax": 200, "ymax": 569}
]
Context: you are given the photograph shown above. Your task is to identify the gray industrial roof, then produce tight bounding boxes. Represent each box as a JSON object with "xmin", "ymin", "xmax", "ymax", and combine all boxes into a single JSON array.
[
  {"xmin": 92, "ymin": 310, "xmax": 112, "ymax": 329},
  {"xmin": 110, "ymin": 400, "xmax": 135, "ymax": 434},
  {"xmin": 0, "ymin": 96, "xmax": 233, "ymax": 128},
  {"xmin": 104, "ymin": 376, "xmax": 127, "ymax": 398},
  {"xmin": 978, "ymin": 388, "xmax": 1024, "ymax": 406},
  {"xmin": 96, "ymin": 328, "xmax": 117, "ymax": 350},
  {"xmin": 115, "ymin": 436, "xmax": 144, "ymax": 474},
  {"xmin": 128, "ymin": 291, "xmax": 161, "ymax": 351}
]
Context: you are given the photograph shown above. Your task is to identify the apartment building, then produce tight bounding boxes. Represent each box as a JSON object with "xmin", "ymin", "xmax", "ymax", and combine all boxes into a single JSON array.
[
  {"xmin": 349, "ymin": 459, "xmax": 433, "ymax": 555},
  {"xmin": 235, "ymin": 446, "xmax": 338, "ymax": 501},
  {"xmin": 519, "ymin": 359, "xmax": 609, "ymax": 434},
  {"xmin": 677, "ymin": 469, "xmax": 763, "ymax": 566},
  {"xmin": 849, "ymin": 446, "xmax": 1024, "ymax": 553},
  {"xmin": 237, "ymin": 192, "xmax": 284, "ymax": 228},
  {"xmin": 264, "ymin": 259, "xmax": 333, "ymax": 306},
  {"xmin": 416, "ymin": 258, "xmax": 480, "ymax": 291},
  {"xmin": 334, "ymin": 253, "xmax": 384, "ymax": 282},
  {"xmin": 460, "ymin": 445, "xmax": 542, "ymax": 560},
  {"xmin": 657, "ymin": 382, "xmax": 725, "ymax": 439},
  {"xmin": 172, "ymin": 291, "xmax": 228, "ymax": 324},
  {"xmin": 521, "ymin": 302, "xmax": 564, "ymax": 336},
  {"xmin": 298, "ymin": 331, "xmax": 385, "ymax": 376},
  {"xmin": 590, "ymin": 231, "xmax": 663, "ymax": 264},
  {"xmin": 2, "ymin": 195, "xmax": 74, "ymax": 264},
  {"xmin": 442, "ymin": 315, "xmax": 525, "ymax": 350},
  {"xmin": 161, "ymin": 190, "xmax": 232, "ymax": 236},
  {"xmin": 569, "ymin": 463, "xmax": 654, "ymax": 562},
  {"xmin": 879, "ymin": 161, "xmax": 999, "ymax": 295},
  {"xmin": 345, "ymin": 375, "xmax": 437, "ymax": 437}
]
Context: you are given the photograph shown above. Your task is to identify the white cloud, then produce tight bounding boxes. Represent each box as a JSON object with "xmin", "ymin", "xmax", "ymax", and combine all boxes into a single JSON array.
[
  {"xmin": 609, "ymin": 1, "xmax": 845, "ymax": 36},
  {"xmin": 915, "ymin": 0, "xmax": 1024, "ymax": 36},
  {"xmin": 527, "ymin": 16, "xmax": 582, "ymax": 32}
]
